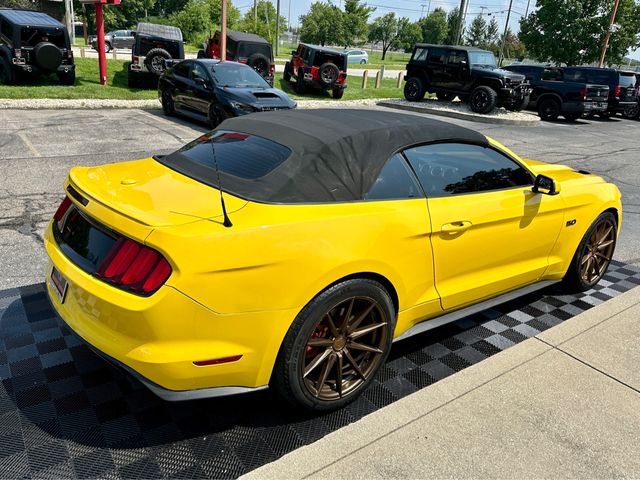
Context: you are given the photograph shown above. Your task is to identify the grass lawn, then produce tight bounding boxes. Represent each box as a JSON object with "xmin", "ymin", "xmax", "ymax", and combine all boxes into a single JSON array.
[{"xmin": 0, "ymin": 57, "xmax": 404, "ymax": 101}]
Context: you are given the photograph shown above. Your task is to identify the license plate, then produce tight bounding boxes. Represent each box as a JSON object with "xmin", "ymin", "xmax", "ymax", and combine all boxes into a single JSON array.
[{"xmin": 50, "ymin": 266, "xmax": 68, "ymax": 304}]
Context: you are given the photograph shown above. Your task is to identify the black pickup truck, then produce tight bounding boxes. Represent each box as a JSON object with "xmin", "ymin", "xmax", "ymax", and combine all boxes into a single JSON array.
[{"xmin": 504, "ymin": 65, "xmax": 609, "ymax": 121}]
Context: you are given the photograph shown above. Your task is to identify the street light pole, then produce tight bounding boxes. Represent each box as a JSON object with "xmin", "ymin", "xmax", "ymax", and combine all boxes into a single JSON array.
[
  {"xmin": 275, "ymin": 0, "xmax": 280, "ymax": 56},
  {"xmin": 598, "ymin": 0, "xmax": 621, "ymax": 68},
  {"xmin": 498, "ymin": 0, "xmax": 514, "ymax": 66},
  {"xmin": 456, "ymin": 0, "xmax": 467, "ymax": 45}
]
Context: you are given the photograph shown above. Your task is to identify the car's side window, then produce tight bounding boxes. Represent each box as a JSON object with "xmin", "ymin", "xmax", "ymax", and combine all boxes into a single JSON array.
[
  {"xmin": 173, "ymin": 61, "xmax": 190, "ymax": 78},
  {"xmin": 365, "ymin": 154, "xmax": 423, "ymax": 201},
  {"xmin": 403, "ymin": 143, "xmax": 533, "ymax": 197},
  {"xmin": 413, "ymin": 47, "xmax": 428, "ymax": 61},
  {"xmin": 0, "ymin": 19, "xmax": 13, "ymax": 39},
  {"xmin": 447, "ymin": 50, "xmax": 466, "ymax": 65},
  {"xmin": 428, "ymin": 48, "xmax": 447, "ymax": 65},
  {"xmin": 191, "ymin": 63, "xmax": 209, "ymax": 84}
]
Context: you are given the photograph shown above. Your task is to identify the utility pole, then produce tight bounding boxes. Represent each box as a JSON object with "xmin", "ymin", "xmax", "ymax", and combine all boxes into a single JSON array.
[
  {"xmin": 275, "ymin": 0, "xmax": 280, "ymax": 56},
  {"xmin": 524, "ymin": 0, "xmax": 531, "ymax": 18},
  {"xmin": 221, "ymin": 0, "xmax": 227, "ymax": 61},
  {"xmin": 64, "ymin": 0, "xmax": 75, "ymax": 44},
  {"xmin": 456, "ymin": 0, "xmax": 467, "ymax": 45},
  {"xmin": 498, "ymin": 0, "xmax": 514, "ymax": 66},
  {"xmin": 254, "ymin": 0, "xmax": 257, "ymax": 30},
  {"xmin": 288, "ymin": 0, "xmax": 292, "ymax": 30},
  {"xmin": 598, "ymin": 0, "xmax": 621, "ymax": 67}
]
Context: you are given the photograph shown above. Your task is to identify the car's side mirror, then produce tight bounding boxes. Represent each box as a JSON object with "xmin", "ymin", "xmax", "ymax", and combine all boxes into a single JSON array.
[
  {"xmin": 532, "ymin": 174, "xmax": 560, "ymax": 195},
  {"xmin": 195, "ymin": 77, "xmax": 209, "ymax": 89}
]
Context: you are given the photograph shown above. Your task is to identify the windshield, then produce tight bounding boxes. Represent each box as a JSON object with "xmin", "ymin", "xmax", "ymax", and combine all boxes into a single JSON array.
[
  {"xmin": 469, "ymin": 51, "xmax": 497, "ymax": 68},
  {"xmin": 211, "ymin": 63, "xmax": 269, "ymax": 88}
]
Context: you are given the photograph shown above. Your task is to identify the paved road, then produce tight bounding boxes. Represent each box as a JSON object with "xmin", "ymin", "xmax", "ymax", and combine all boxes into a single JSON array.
[{"xmin": 0, "ymin": 107, "xmax": 638, "ymax": 289}]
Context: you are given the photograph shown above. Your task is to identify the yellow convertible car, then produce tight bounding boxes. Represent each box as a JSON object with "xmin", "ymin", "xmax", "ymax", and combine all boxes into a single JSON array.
[{"xmin": 45, "ymin": 109, "xmax": 621, "ymax": 411}]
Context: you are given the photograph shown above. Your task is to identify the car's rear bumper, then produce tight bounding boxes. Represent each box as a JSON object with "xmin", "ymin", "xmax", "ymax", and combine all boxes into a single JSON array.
[
  {"xmin": 563, "ymin": 100, "xmax": 608, "ymax": 114},
  {"xmin": 12, "ymin": 63, "xmax": 75, "ymax": 74},
  {"xmin": 608, "ymin": 100, "xmax": 637, "ymax": 113},
  {"xmin": 44, "ymin": 221, "xmax": 295, "ymax": 400}
]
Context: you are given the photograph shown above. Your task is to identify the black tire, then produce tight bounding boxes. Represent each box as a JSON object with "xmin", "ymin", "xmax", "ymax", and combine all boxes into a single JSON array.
[
  {"xmin": 295, "ymin": 74, "xmax": 306, "ymax": 94},
  {"xmin": 0, "ymin": 56, "xmax": 16, "ymax": 85},
  {"xmin": 128, "ymin": 64, "xmax": 140, "ymax": 88},
  {"xmin": 436, "ymin": 92, "xmax": 455, "ymax": 101},
  {"xmin": 561, "ymin": 211, "xmax": 617, "ymax": 293},
  {"xmin": 403, "ymin": 77, "xmax": 425, "ymax": 102},
  {"xmin": 197, "ymin": 49, "xmax": 205, "ymax": 59},
  {"xmin": 332, "ymin": 87, "xmax": 344, "ymax": 99},
  {"xmin": 283, "ymin": 61, "xmax": 291, "ymax": 82},
  {"xmin": 360, "ymin": 59, "xmax": 367, "ymax": 64},
  {"xmin": 105, "ymin": 41, "xmax": 112, "ymax": 53},
  {"xmin": 318, "ymin": 62, "xmax": 340, "ymax": 86},
  {"xmin": 564, "ymin": 112, "xmax": 581, "ymax": 121},
  {"xmin": 33, "ymin": 42, "xmax": 62, "ymax": 71},
  {"xmin": 144, "ymin": 48, "xmax": 172, "ymax": 76},
  {"xmin": 161, "ymin": 89, "xmax": 175, "ymax": 116},
  {"xmin": 271, "ymin": 278, "xmax": 395, "ymax": 412},
  {"xmin": 469, "ymin": 85, "xmax": 498, "ymax": 114},
  {"xmin": 247, "ymin": 53, "xmax": 271, "ymax": 79},
  {"xmin": 622, "ymin": 103, "xmax": 639, "ymax": 119},
  {"xmin": 57, "ymin": 70, "xmax": 75, "ymax": 86},
  {"xmin": 537, "ymin": 98, "xmax": 561, "ymax": 121},
  {"xmin": 208, "ymin": 104, "xmax": 229, "ymax": 129}
]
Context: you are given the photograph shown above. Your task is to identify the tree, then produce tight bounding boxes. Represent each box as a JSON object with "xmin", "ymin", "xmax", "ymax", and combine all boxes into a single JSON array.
[
  {"xmin": 343, "ymin": 0, "xmax": 375, "ymax": 47},
  {"xmin": 501, "ymin": 29, "xmax": 527, "ymax": 60},
  {"xmin": 299, "ymin": 2, "xmax": 345, "ymax": 46},
  {"xmin": 396, "ymin": 18, "xmax": 422, "ymax": 53},
  {"xmin": 520, "ymin": 0, "xmax": 640, "ymax": 65},
  {"xmin": 168, "ymin": 0, "xmax": 210, "ymax": 43},
  {"xmin": 419, "ymin": 7, "xmax": 448, "ymax": 45},
  {"xmin": 237, "ymin": 1, "xmax": 283, "ymax": 41},
  {"xmin": 444, "ymin": 7, "xmax": 463, "ymax": 44},
  {"xmin": 485, "ymin": 17, "xmax": 499, "ymax": 47},
  {"xmin": 465, "ymin": 14, "xmax": 487, "ymax": 47}
]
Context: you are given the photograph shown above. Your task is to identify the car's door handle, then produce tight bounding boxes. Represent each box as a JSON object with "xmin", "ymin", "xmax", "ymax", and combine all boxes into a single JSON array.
[{"xmin": 441, "ymin": 221, "xmax": 472, "ymax": 233}]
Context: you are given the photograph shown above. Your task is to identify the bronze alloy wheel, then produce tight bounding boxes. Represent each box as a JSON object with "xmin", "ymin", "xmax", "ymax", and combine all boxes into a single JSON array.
[
  {"xmin": 301, "ymin": 296, "xmax": 389, "ymax": 401},
  {"xmin": 580, "ymin": 218, "xmax": 615, "ymax": 284}
]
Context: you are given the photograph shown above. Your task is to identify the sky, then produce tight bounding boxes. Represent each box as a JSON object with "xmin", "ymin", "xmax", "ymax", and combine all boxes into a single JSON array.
[{"xmin": 236, "ymin": 0, "xmax": 640, "ymax": 61}]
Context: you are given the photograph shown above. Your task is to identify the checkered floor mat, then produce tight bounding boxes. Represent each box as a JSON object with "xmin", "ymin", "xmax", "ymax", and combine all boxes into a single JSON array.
[{"xmin": 1, "ymin": 261, "xmax": 639, "ymax": 479}]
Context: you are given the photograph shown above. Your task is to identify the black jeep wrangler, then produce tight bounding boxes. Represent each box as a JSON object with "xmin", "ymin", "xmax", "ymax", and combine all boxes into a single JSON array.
[
  {"xmin": 284, "ymin": 44, "xmax": 347, "ymax": 99},
  {"xmin": 0, "ymin": 8, "xmax": 75, "ymax": 85},
  {"xmin": 128, "ymin": 22, "xmax": 184, "ymax": 88},
  {"xmin": 404, "ymin": 44, "xmax": 529, "ymax": 114}
]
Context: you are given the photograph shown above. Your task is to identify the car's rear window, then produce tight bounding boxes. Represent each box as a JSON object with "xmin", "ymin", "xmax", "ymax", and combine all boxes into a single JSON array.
[
  {"xmin": 20, "ymin": 27, "xmax": 66, "ymax": 47},
  {"xmin": 563, "ymin": 68, "xmax": 614, "ymax": 85},
  {"xmin": 619, "ymin": 73, "xmax": 636, "ymax": 87},
  {"xmin": 160, "ymin": 130, "xmax": 291, "ymax": 181},
  {"xmin": 237, "ymin": 42, "xmax": 271, "ymax": 60}
]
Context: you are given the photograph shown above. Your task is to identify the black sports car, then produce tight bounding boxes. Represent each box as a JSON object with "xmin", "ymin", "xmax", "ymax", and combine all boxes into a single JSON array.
[{"xmin": 158, "ymin": 59, "xmax": 296, "ymax": 127}]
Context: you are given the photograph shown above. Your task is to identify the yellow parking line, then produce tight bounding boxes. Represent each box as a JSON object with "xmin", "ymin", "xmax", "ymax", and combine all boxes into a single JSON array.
[{"xmin": 17, "ymin": 132, "xmax": 41, "ymax": 157}]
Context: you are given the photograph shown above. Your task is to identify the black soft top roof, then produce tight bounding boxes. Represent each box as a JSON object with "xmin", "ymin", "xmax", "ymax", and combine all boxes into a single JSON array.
[
  {"xmin": 301, "ymin": 43, "xmax": 347, "ymax": 57},
  {"xmin": 136, "ymin": 22, "xmax": 183, "ymax": 41},
  {"xmin": 0, "ymin": 8, "xmax": 65, "ymax": 28},
  {"xmin": 225, "ymin": 30, "xmax": 269, "ymax": 44},
  {"xmin": 165, "ymin": 109, "xmax": 488, "ymax": 203},
  {"xmin": 414, "ymin": 44, "xmax": 487, "ymax": 52}
]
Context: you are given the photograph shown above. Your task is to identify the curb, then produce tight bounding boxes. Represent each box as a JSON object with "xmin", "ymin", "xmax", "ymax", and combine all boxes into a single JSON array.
[
  {"xmin": 378, "ymin": 100, "xmax": 540, "ymax": 126},
  {"xmin": 0, "ymin": 99, "xmax": 162, "ymax": 110}
]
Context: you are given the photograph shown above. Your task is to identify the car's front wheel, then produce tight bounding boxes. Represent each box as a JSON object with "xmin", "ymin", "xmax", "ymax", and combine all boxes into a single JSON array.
[
  {"xmin": 105, "ymin": 42, "xmax": 112, "ymax": 53},
  {"xmin": 271, "ymin": 278, "xmax": 395, "ymax": 412},
  {"xmin": 562, "ymin": 211, "xmax": 617, "ymax": 293},
  {"xmin": 403, "ymin": 77, "xmax": 425, "ymax": 102},
  {"xmin": 469, "ymin": 86, "xmax": 498, "ymax": 114}
]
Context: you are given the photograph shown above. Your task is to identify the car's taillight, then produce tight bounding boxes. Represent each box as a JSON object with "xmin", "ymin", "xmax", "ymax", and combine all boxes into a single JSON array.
[
  {"xmin": 54, "ymin": 196, "xmax": 72, "ymax": 222},
  {"xmin": 96, "ymin": 238, "xmax": 172, "ymax": 295},
  {"xmin": 132, "ymin": 55, "xmax": 139, "ymax": 65},
  {"xmin": 67, "ymin": 50, "xmax": 74, "ymax": 60},
  {"xmin": 14, "ymin": 49, "xmax": 21, "ymax": 58},
  {"xmin": 269, "ymin": 63, "xmax": 275, "ymax": 75},
  {"xmin": 579, "ymin": 87, "xmax": 587, "ymax": 100},
  {"xmin": 238, "ymin": 57, "xmax": 248, "ymax": 64},
  {"xmin": 614, "ymin": 85, "xmax": 621, "ymax": 97}
]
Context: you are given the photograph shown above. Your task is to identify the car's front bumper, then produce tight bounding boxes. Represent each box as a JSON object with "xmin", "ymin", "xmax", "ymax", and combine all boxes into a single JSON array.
[{"xmin": 44, "ymin": 221, "xmax": 295, "ymax": 400}]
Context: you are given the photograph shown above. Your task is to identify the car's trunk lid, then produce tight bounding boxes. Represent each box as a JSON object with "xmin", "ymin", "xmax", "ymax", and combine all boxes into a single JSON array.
[
  {"xmin": 68, "ymin": 157, "xmax": 248, "ymax": 227},
  {"xmin": 585, "ymin": 84, "xmax": 609, "ymax": 102}
]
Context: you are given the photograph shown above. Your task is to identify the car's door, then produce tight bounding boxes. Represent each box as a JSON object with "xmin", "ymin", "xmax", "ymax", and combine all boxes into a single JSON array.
[
  {"xmin": 112, "ymin": 30, "xmax": 125, "ymax": 48},
  {"xmin": 189, "ymin": 61, "xmax": 214, "ymax": 116},
  {"xmin": 170, "ymin": 61, "xmax": 192, "ymax": 111},
  {"xmin": 404, "ymin": 142, "xmax": 565, "ymax": 311},
  {"xmin": 444, "ymin": 49, "xmax": 467, "ymax": 90},
  {"xmin": 427, "ymin": 47, "xmax": 447, "ymax": 86},
  {"xmin": 123, "ymin": 30, "xmax": 135, "ymax": 49}
]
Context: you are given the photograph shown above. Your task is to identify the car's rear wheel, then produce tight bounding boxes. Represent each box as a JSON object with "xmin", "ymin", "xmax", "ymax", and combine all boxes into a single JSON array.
[
  {"xmin": 436, "ymin": 92, "xmax": 455, "ymax": 101},
  {"xmin": 0, "ymin": 57, "xmax": 16, "ymax": 85},
  {"xmin": 469, "ymin": 86, "xmax": 498, "ymax": 114},
  {"xmin": 537, "ymin": 98, "xmax": 560, "ymax": 120},
  {"xmin": 161, "ymin": 89, "xmax": 175, "ymax": 116},
  {"xmin": 332, "ymin": 87, "xmax": 344, "ymax": 99},
  {"xmin": 105, "ymin": 42, "xmax": 112, "ymax": 53},
  {"xmin": 562, "ymin": 212, "xmax": 617, "ymax": 293},
  {"xmin": 360, "ymin": 59, "xmax": 367, "ymax": 64},
  {"xmin": 295, "ymin": 76, "xmax": 306, "ymax": 94},
  {"xmin": 197, "ymin": 49, "xmax": 205, "ymax": 59},
  {"xmin": 283, "ymin": 61, "xmax": 291, "ymax": 82},
  {"xmin": 403, "ymin": 77, "xmax": 425, "ymax": 102},
  {"xmin": 271, "ymin": 278, "xmax": 394, "ymax": 412},
  {"xmin": 622, "ymin": 103, "xmax": 639, "ymax": 119}
]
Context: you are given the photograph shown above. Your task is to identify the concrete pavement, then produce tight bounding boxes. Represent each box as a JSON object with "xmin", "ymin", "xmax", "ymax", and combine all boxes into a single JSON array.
[{"xmin": 244, "ymin": 286, "xmax": 640, "ymax": 479}]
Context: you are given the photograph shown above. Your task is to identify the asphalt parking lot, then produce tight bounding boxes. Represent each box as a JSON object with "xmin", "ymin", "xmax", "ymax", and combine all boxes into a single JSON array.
[{"xmin": 1, "ymin": 107, "xmax": 638, "ymax": 289}]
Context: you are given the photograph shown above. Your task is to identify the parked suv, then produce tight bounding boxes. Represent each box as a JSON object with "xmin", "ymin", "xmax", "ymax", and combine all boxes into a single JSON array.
[
  {"xmin": 0, "ymin": 8, "xmax": 75, "ymax": 85},
  {"xmin": 198, "ymin": 30, "xmax": 274, "ymax": 86},
  {"xmin": 404, "ymin": 44, "xmax": 530, "ymax": 114},
  {"xmin": 90, "ymin": 30, "xmax": 135, "ymax": 53},
  {"xmin": 504, "ymin": 65, "xmax": 609, "ymax": 121},
  {"xmin": 128, "ymin": 22, "xmax": 184, "ymax": 88},
  {"xmin": 622, "ymin": 72, "xmax": 640, "ymax": 119},
  {"xmin": 284, "ymin": 44, "xmax": 347, "ymax": 98},
  {"xmin": 561, "ymin": 67, "xmax": 638, "ymax": 118}
]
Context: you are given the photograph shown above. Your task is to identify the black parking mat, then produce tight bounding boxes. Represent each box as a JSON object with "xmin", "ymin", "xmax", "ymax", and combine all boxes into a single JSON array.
[{"xmin": 1, "ymin": 261, "xmax": 639, "ymax": 479}]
